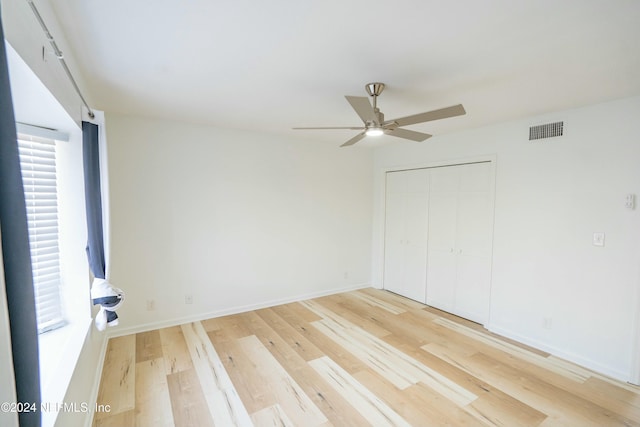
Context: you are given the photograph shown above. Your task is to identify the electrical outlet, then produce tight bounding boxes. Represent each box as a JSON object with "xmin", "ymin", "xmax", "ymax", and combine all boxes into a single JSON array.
[
  {"xmin": 592, "ymin": 232, "xmax": 605, "ymax": 247},
  {"xmin": 146, "ymin": 299, "xmax": 155, "ymax": 311},
  {"xmin": 185, "ymin": 294, "xmax": 193, "ymax": 304},
  {"xmin": 543, "ymin": 318, "xmax": 552, "ymax": 330},
  {"xmin": 625, "ymin": 194, "xmax": 636, "ymax": 210}
]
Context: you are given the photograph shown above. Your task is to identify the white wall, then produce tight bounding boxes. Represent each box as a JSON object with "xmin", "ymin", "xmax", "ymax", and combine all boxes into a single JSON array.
[
  {"xmin": 106, "ymin": 114, "xmax": 373, "ymax": 332},
  {"xmin": 372, "ymin": 95, "xmax": 640, "ymax": 380}
]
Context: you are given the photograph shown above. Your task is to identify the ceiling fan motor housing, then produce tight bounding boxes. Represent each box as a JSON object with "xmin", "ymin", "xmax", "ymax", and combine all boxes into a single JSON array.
[{"xmin": 365, "ymin": 82, "xmax": 385, "ymax": 97}]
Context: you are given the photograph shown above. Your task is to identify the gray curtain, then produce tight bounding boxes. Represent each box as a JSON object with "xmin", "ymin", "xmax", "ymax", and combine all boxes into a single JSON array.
[
  {"xmin": 83, "ymin": 121, "xmax": 122, "ymax": 325},
  {"xmin": 82, "ymin": 121, "xmax": 106, "ymax": 279},
  {"xmin": 0, "ymin": 9, "xmax": 42, "ymax": 427}
]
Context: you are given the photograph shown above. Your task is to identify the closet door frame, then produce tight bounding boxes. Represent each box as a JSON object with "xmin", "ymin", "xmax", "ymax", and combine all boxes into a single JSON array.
[{"xmin": 377, "ymin": 155, "xmax": 497, "ymax": 326}]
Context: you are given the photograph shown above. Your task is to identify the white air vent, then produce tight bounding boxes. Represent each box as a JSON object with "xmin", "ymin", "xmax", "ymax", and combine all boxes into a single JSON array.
[{"xmin": 529, "ymin": 121, "xmax": 564, "ymax": 141}]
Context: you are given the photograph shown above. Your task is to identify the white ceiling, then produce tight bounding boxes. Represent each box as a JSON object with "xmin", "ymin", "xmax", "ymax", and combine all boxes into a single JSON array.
[{"xmin": 49, "ymin": 0, "xmax": 640, "ymax": 145}]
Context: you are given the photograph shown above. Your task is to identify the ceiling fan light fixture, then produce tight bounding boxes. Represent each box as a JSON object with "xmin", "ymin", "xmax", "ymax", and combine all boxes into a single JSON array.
[{"xmin": 366, "ymin": 127, "xmax": 384, "ymax": 137}]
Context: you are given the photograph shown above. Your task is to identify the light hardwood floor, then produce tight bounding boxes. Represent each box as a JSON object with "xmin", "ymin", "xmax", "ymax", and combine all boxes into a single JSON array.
[{"xmin": 93, "ymin": 288, "xmax": 640, "ymax": 426}]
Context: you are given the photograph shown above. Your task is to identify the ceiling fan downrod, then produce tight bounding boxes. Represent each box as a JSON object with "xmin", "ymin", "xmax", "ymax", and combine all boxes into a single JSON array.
[{"xmin": 365, "ymin": 82, "xmax": 385, "ymax": 112}]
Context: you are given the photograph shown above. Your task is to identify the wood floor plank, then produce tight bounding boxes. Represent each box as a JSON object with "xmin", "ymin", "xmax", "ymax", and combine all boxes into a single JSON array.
[
  {"xmin": 310, "ymin": 356, "xmax": 411, "ymax": 427},
  {"xmin": 95, "ymin": 334, "xmax": 136, "ymax": 419},
  {"xmin": 311, "ymin": 317, "xmax": 416, "ymax": 389},
  {"xmin": 94, "ymin": 288, "xmax": 640, "ymax": 427},
  {"xmin": 207, "ymin": 329, "xmax": 275, "ymax": 413},
  {"xmin": 241, "ymin": 308, "xmax": 372, "ymax": 426},
  {"xmin": 433, "ymin": 317, "xmax": 591, "ymax": 382},
  {"xmin": 201, "ymin": 313, "xmax": 254, "ymax": 338},
  {"xmin": 382, "ymin": 335, "xmax": 548, "ymax": 427},
  {"xmin": 303, "ymin": 299, "xmax": 478, "ymax": 405},
  {"xmin": 353, "ymin": 369, "xmax": 491, "ymax": 427},
  {"xmin": 167, "ymin": 368, "xmax": 215, "ymax": 427},
  {"xmin": 272, "ymin": 303, "xmax": 367, "ymax": 374},
  {"xmin": 350, "ymin": 289, "xmax": 407, "ymax": 314},
  {"xmin": 589, "ymin": 371, "xmax": 640, "ymax": 395},
  {"xmin": 239, "ymin": 309, "xmax": 327, "ymax": 372},
  {"xmin": 159, "ymin": 326, "xmax": 194, "ymax": 375},
  {"xmin": 250, "ymin": 404, "xmax": 295, "ymax": 427},
  {"xmin": 236, "ymin": 335, "xmax": 329, "ymax": 427},
  {"xmin": 426, "ymin": 330, "xmax": 640, "ymax": 423},
  {"xmin": 136, "ymin": 330, "xmax": 163, "ymax": 363},
  {"xmin": 93, "ymin": 409, "xmax": 135, "ymax": 427},
  {"xmin": 359, "ymin": 287, "xmax": 427, "ymax": 310},
  {"xmin": 314, "ymin": 293, "xmax": 393, "ymax": 338},
  {"xmin": 253, "ymin": 307, "xmax": 325, "ymax": 361},
  {"xmin": 181, "ymin": 321, "xmax": 253, "ymax": 427},
  {"xmin": 212, "ymin": 328, "xmax": 346, "ymax": 423},
  {"xmin": 279, "ymin": 300, "xmax": 323, "ymax": 323},
  {"xmin": 135, "ymin": 358, "xmax": 174, "ymax": 427},
  {"xmin": 426, "ymin": 342, "xmax": 639, "ymax": 426},
  {"xmin": 582, "ymin": 377, "xmax": 640, "ymax": 416},
  {"xmin": 337, "ymin": 291, "xmax": 453, "ymax": 350}
]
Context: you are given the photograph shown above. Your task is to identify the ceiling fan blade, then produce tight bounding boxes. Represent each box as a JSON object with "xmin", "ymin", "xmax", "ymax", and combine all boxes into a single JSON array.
[
  {"xmin": 345, "ymin": 96, "xmax": 378, "ymax": 124},
  {"xmin": 392, "ymin": 104, "xmax": 466, "ymax": 127},
  {"xmin": 340, "ymin": 132, "xmax": 366, "ymax": 147},
  {"xmin": 384, "ymin": 128, "xmax": 432, "ymax": 142},
  {"xmin": 292, "ymin": 126, "xmax": 364, "ymax": 130}
]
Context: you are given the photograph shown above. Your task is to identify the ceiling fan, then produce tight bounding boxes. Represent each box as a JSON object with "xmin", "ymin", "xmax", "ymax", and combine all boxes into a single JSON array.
[{"xmin": 293, "ymin": 82, "xmax": 466, "ymax": 147}]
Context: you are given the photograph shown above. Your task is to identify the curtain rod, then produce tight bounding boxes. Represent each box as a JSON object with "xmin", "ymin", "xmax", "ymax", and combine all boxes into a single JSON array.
[{"xmin": 26, "ymin": 0, "xmax": 95, "ymax": 119}]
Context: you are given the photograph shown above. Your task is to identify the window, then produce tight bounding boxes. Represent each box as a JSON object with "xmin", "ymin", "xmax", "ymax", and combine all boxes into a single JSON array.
[{"xmin": 17, "ymin": 131, "xmax": 65, "ymax": 333}]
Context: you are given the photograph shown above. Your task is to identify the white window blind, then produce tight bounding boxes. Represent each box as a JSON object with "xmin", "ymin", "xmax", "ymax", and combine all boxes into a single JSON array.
[{"xmin": 17, "ymin": 134, "xmax": 66, "ymax": 333}]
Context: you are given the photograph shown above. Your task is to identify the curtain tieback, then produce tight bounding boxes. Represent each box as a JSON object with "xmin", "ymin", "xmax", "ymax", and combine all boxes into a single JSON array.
[{"xmin": 91, "ymin": 278, "xmax": 125, "ymax": 331}]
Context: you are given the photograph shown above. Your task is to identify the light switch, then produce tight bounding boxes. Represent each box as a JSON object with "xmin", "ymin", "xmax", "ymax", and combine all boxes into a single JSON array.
[{"xmin": 593, "ymin": 232, "xmax": 605, "ymax": 247}]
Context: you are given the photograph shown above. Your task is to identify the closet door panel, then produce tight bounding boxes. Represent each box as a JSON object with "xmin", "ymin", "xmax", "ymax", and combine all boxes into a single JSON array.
[
  {"xmin": 455, "ymin": 254, "xmax": 491, "ymax": 323},
  {"xmin": 403, "ymin": 191, "xmax": 429, "ymax": 302},
  {"xmin": 454, "ymin": 162, "xmax": 492, "ymax": 323},
  {"xmin": 425, "ymin": 251, "xmax": 456, "ymax": 311},
  {"xmin": 383, "ymin": 169, "xmax": 429, "ymax": 302},
  {"xmin": 426, "ymin": 191, "xmax": 457, "ymax": 251},
  {"xmin": 457, "ymin": 192, "xmax": 492, "ymax": 257},
  {"xmin": 405, "ymin": 168, "xmax": 430, "ymax": 193},
  {"xmin": 425, "ymin": 190, "xmax": 457, "ymax": 310},
  {"xmin": 383, "ymin": 189, "xmax": 406, "ymax": 295},
  {"xmin": 383, "ymin": 240, "xmax": 405, "ymax": 295},
  {"xmin": 426, "ymin": 162, "xmax": 494, "ymax": 325},
  {"xmin": 459, "ymin": 162, "xmax": 491, "ymax": 192},
  {"xmin": 404, "ymin": 192, "xmax": 429, "ymax": 242},
  {"xmin": 429, "ymin": 166, "xmax": 459, "ymax": 192},
  {"xmin": 384, "ymin": 192, "xmax": 406, "ymax": 243},
  {"xmin": 386, "ymin": 170, "xmax": 406, "ymax": 193}
]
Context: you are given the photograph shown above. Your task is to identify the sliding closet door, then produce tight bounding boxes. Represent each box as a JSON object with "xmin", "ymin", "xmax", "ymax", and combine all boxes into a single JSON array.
[
  {"xmin": 383, "ymin": 172, "xmax": 406, "ymax": 297},
  {"xmin": 426, "ymin": 162, "xmax": 493, "ymax": 324},
  {"xmin": 424, "ymin": 167, "xmax": 458, "ymax": 312},
  {"xmin": 383, "ymin": 169, "xmax": 429, "ymax": 302},
  {"xmin": 453, "ymin": 162, "xmax": 493, "ymax": 323}
]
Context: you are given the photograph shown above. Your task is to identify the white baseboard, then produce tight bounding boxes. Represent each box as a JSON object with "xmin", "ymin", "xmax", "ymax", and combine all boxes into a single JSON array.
[
  {"xmin": 488, "ymin": 323, "xmax": 629, "ymax": 382},
  {"xmin": 107, "ymin": 283, "xmax": 371, "ymax": 339}
]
